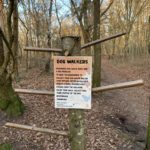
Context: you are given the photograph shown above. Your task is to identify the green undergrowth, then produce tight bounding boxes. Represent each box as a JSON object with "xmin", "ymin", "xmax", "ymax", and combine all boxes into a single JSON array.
[{"xmin": 0, "ymin": 144, "xmax": 13, "ymax": 150}]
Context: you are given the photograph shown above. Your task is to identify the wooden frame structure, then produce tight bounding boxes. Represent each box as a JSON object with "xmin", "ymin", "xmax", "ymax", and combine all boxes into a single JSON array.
[
  {"xmin": 25, "ymin": 32, "xmax": 126, "ymax": 71},
  {"xmin": 5, "ymin": 80, "xmax": 144, "ymax": 141},
  {"xmin": 5, "ymin": 33, "xmax": 145, "ymax": 150}
]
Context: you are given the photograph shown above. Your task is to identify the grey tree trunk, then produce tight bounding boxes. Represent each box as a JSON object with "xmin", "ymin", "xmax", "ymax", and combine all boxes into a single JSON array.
[{"xmin": 61, "ymin": 36, "xmax": 85, "ymax": 150}]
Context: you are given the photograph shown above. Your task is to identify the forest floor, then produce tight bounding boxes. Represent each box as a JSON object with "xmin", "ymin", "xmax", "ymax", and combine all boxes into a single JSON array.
[{"xmin": 0, "ymin": 56, "xmax": 150, "ymax": 150}]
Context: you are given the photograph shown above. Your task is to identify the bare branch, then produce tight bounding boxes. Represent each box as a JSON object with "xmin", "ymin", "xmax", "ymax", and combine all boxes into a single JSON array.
[
  {"xmin": 101, "ymin": 0, "xmax": 114, "ymax": 17},
  {"xmin": 19, "ymin": 17, "xmax": 29, "ymax": 32},
  {"xmin": 70, "ymin": 0, "xmax": 82, "ymax": 21},
  {"xmin": 55, "ymin": 0, "xmax": 62, "ymax": 37}
]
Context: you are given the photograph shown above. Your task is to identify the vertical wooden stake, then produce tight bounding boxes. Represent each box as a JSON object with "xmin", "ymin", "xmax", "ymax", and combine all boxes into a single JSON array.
[{"xmin": 61, "ymin": 36, "xmax": 85, "ymax": 150}]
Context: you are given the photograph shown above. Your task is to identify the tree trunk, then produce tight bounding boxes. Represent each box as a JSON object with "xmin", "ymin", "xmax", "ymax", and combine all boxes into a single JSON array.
[
  {"xmin": 83, "ymin": 0, "xmax": 91, "ymax": 56},
  {"xmin": 70, "ymin": 0, "xmax": 92, "ymax": 56},
  {"xmin": 45, "ymin": 0, "xmax": 53, "ymax": 73},
  {"xmin": 124, "ymin": 33, "xmax": 130, "ymax": 57},
  {"xmin": 61, "ymin": 36, "xmax": 85, "ymax": 150},
  {"xmin": 93, "ymin": 0, "xmax": 101, "ymax": 87},
  {"xmin": 12, "ymin": 0, "xmax": 19, "ymax": 79},
  {"xmin": 28, "ymin": 0, "xmax": 33, "ymax": 46},
  {"xmin": 148, "ymin": 16, "xmax": 150, "ymax": 55},
  {"xmin": 145, "ymin": 98, "xmax": 150, "ymax": 150},
  {"xmin": 0, "ymin": 31, "xmax": 4, "ymax": 66},
  {"xmin": 0, "ymin": 1, "xmax": 24, "ymax": 117},
  {"xmin": 0, "ymin": 32, "xmax": 24, "ymax": 117}
]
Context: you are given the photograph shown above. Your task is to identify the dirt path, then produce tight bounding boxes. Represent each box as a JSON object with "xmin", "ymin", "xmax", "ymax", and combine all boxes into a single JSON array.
[
  {"xmin": 101, "ymin": 58, "xmax": 150, "ymax": 149},
  {"xmin": 102, "ymin": 58, "xmax": 149, "ymax": 126}
]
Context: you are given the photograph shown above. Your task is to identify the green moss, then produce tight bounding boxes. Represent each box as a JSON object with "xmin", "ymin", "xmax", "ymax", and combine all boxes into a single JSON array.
[
  {"xmin": 0, "ymin": 98, "xmax": 9, "ymax": 110},
  {"xmin": 0, "ymin": 75, "xmax": 25, "ymax": 117},
  {"xmin": 0, "ymin": 144, "xmax": 13, "ymax": 150},
  {"xmin": 6, "ymin": 96, "xmax": 24, "ymax": 117}
]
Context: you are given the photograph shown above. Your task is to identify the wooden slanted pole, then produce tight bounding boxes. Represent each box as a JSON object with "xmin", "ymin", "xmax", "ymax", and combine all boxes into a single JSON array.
[
  {"xmin": 81, "ymin": 32, "xmax": 126, "ymax": 49},
  {"xmin": 14, "ymin": 79, "xmax": 144, "ymax": 95},
  {"xmin": 5, "ymin": 123, "xmax": 68, "ymax": 136}
]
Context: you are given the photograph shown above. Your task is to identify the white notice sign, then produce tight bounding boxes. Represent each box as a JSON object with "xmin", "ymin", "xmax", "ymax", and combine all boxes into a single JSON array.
[{"xmin": 54, "ymin": 56, "xmax": 92, "ymax": 109}]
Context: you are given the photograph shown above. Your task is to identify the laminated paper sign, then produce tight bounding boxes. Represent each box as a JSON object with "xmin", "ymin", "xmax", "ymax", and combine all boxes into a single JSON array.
[{"xmin": 54, "ymin": 56, "xmax": 92, "ymax": 109}]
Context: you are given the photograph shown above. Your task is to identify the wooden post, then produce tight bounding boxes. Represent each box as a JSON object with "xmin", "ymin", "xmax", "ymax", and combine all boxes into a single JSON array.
[{"xmin": 61, "ymin": 36, "xmax": 85, "ymax": 150}]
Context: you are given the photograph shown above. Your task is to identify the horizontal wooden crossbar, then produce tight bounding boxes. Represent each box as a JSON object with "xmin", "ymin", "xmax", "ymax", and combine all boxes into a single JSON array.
[
  {"xmin": 24, "ymin": 47, "xmax": 62, "ymax": 53},
  {"xmin": 15, "ymin": 80, "xmax": 143, "ymax": 95},
  {"xmin": 5, "ymin": 123, "xmax": 68, "ymax": 136},
  {"xmin": 92, "ymin": 79, "xmax": 143, "ymax": 92},
  {"xmin": 15, "ymin": 89, "xmax": 54, "ymax": 95}
]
